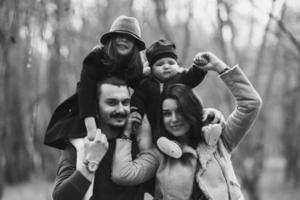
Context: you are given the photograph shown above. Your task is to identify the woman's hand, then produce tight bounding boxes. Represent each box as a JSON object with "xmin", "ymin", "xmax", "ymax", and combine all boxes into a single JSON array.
[
  {"xmin": 202, "ymin": 107, "xmax": 225, "ymax": 125},
  {"xmin": 193, "ymin": 52, "xmax": 229, "ymax": 74}
]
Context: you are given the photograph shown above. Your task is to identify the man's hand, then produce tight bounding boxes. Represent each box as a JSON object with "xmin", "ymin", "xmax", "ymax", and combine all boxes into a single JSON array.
[
  {"xmin": 84, "ymin": 129, "xmax": 109, "ymax": 164},
  {"xmin": 72, "ymin": 129, "xmax": 108, "ymax": 181}
]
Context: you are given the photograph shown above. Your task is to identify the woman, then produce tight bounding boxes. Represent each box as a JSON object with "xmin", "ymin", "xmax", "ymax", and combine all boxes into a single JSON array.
[{"xmin": 111, "ymin": 52, "xmax": 262, "ymax": 200}]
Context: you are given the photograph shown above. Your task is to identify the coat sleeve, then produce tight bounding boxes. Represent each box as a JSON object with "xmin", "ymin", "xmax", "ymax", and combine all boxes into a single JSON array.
[
  {"xmin": 180, "ymin": 65, "xmax": 207, "ymax": 88},
  {"xmin": 219, "ymin": 65, "xmax": 263, "ymax": 153},
  {"xmin": 78, "ymin": 46, "xmax": 104, "ymax": 119},
  {"xmin": 52, "ymin": 144, "xmax": 92, "ymax": 200},
  {"xmin": 130, "ymin": 84, "xmax": 147, "ymax": 117},
  {"xmin": 111, "ymin": 139, "xmax": 159, "ymax": 186}
]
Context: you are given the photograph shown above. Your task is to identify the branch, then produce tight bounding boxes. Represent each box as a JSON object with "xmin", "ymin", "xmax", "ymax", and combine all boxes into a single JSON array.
[
  {"xmin": 250, "ymin": 0, "xmax": 300, "ymax": 55},
  {"xmin": 152, "ymin": 0, "xmax": 173, "ymax": 41},
  {"xmin": 251, "ymin": 0, "xmax": 276, "ymax": 86},
  {"xmin": 180, "ymin": 0, "xmax": 192, "ymax": 65}
]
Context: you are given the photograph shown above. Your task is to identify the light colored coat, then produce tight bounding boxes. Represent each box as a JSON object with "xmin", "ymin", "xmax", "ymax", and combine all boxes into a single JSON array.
[{"xmin": 112, "ymin": 66, "xmax": 262, "ymax": 200}]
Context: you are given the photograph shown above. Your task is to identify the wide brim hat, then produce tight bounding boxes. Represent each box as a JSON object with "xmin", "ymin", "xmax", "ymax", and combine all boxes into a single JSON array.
[{"xmin": 100, "ymin": 15, "xmax": 146, "ymax": 50}]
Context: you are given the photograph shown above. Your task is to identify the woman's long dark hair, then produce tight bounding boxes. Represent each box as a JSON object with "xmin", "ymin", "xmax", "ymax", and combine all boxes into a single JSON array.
[
  {"xmin": 102, "ymin": 37, "xmax": 143, "ymax": 87},
  {"xmin": 159, "ymin": 84, "xmax": 205, "ymax": 148}
]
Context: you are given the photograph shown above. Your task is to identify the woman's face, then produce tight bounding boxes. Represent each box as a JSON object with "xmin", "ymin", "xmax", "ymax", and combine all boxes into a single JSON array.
[
  {"xmin": 114, "ymin": 34, "xmax": 135, "ymax": 56},
  {"xmin": 162, "ymin": 98, "xmax": 191, "ymax": 137}
]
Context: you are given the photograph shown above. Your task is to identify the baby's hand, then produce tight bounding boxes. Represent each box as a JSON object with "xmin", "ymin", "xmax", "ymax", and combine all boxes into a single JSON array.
[
  {"xmin": 194, "ymin": 52, "xmax": 229, "ymax": 73},
  {"xmin": 87, "ymin": 129, "xmax": 97, "ymax": 141},
  {"xmin": 193, "ymin": 54, "xmax": 209, "ymax": 67}
]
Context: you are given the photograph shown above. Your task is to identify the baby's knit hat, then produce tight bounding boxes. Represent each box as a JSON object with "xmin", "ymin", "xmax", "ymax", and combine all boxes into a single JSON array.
[{"xmin": 146, "ymin": 39, "xmax": 177, "ymax": 67}]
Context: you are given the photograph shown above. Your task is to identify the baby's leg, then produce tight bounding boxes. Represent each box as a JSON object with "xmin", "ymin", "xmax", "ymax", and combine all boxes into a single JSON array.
[
  {"xmin": 202, "ymin": 108, "xmax": 225, "ymax": 146},
  {"xmin": 84, "ymin": 117, "xmax": 98, "ymax": 140},
  {"xmin": 202, "ymin": 124, "xmax": 222, "ymax": 146},
  {"xmin": 157, "ymin": 137, "xmax": 182, "ymax": 158}
]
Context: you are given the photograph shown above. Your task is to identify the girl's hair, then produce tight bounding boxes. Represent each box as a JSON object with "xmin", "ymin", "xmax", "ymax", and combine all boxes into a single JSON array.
[
  {"xmin": 103, "ymin": 36, "xmax": 143, "ymax": 86},
  {"xmin": 159, "ymin": 84, "xmax": 205, "ymax": 148}
]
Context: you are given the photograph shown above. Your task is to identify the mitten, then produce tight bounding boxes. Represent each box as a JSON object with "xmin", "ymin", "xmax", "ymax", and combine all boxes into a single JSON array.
[
  {"xmin": 157, "ymin": 137, "xmax": 182, "ymax": 158},
  {"xmin": 202, "ymin": 124, "xmax": 222, "ymax": 146}
]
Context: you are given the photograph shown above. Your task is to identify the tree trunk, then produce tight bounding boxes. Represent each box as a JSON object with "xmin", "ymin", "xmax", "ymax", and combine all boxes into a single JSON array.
[
  {"xmin": 251, "ymin": 0, "xmax": 276, "ymax": 86},
  {"xmin": 153, "ymin": 0, "xmax": 173, "ymax": 41},
  {"xmin": 0, "ymin": 28, "xmax": 7, "ymax": 200},
  {"xmin": 0, "ymin": 0, "xmax": 32, "ymax": 184},
  {"xmin": 281, "ymin": 59, "xmax": 300, "ymax": 186},
  {"xmin": 180, "ymin": 1, "xmax": 192, "ymax": 65},
  {"xmin": 46, "ymin": 0, "xmax": 63, "ymax": 111}
]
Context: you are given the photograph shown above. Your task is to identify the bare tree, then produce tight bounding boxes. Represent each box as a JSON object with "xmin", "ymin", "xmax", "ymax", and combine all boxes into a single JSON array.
[
  {"xmin": 152, "ymin": 0, "xmax": 174, "ymax": 41},
  {"xmin": 180, "ymin": 0, "xmax": 193, "ymax": 64},
  {"xmin": 252, "ymin": 0, "xmax": 300, "ymax": 187},
  {"xmin": 0, "ymin": 0, "xmax": 32, "ymax": 184},
  {"xmin": 251, "ymin": 0, "xmax": 276, "ymax": 86}
]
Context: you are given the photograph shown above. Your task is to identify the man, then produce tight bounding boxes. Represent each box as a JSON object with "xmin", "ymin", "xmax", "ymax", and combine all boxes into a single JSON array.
[{"xmin": 52, "ymin": 77, "xmax": 151, "ymax": 200}]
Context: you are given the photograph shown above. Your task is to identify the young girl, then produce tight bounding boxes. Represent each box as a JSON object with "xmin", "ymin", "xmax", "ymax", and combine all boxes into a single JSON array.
[
  {"xmin": 44, "ymin": 15, "xmax": 146, "ymax": 149},
  {"xmin": 111, "ymin": 52, "xmax": 262, "ymax": 200}
]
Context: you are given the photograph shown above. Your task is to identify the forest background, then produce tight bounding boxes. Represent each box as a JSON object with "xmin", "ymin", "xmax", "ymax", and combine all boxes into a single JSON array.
[{"xmin": 1, "ymin": 0, "xmax": 300, "ymax": 199}]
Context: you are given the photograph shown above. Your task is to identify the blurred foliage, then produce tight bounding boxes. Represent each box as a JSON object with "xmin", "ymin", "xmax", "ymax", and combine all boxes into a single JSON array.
[{"xmin": 1, "ymin": 0, "xmax": 300, "ymax": 199}]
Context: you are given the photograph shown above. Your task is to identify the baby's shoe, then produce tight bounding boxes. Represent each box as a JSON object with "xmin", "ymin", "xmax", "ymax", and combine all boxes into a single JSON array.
[
  {"xmin": 157, "ymin": 137, "xmax": 182, "ymax": 158},
  {"xmin": 202, "ymin": 124, "xmax": 222, "ymax": 146}
]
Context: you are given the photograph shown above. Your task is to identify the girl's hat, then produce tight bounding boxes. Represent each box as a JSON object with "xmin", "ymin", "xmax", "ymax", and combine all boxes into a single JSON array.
[
  {"xmin": 100, "ymin": 15, "xmax": 146, "ymax": 50},
  {"xmin": 146, "ymin": 39, "xmax": 178, "ymax": 67}
]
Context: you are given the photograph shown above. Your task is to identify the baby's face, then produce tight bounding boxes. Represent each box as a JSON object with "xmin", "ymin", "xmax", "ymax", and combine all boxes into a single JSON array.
[{"xmin": 152, "ymin": 57, "xmax": 179, "ymax": 82}]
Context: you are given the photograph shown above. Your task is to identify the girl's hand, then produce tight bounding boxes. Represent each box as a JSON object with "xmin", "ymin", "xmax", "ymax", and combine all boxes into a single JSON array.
[
  {"xmin": 193, "ymin": 52, "xmax": 229, "ymax": 73},
  {"xmin": 123, "ymin": 112, "xmax": 142, "ymax": 137}
]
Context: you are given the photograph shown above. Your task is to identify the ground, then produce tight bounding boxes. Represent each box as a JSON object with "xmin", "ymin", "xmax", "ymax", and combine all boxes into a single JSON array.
[{"xmin": 2, "ymin": 160, "xmax": 300, "ymax": 200}]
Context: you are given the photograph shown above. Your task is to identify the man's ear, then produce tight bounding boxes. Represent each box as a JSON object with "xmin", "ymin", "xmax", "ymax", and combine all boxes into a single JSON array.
[{"xmin": 128, "ymin": 87, "xmax": 134, "ymax": 96}]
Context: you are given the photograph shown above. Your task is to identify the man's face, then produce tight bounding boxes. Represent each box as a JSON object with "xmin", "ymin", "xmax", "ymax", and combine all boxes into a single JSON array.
[{"xmin": 98, "ymin": 83, "xmax": 130, "ymax": 129}]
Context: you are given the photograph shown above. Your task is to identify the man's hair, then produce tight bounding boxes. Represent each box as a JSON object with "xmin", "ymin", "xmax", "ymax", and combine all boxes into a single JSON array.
[{"xmin": 96, "ymin": 76, "xmax": 129, "ymax": 98}]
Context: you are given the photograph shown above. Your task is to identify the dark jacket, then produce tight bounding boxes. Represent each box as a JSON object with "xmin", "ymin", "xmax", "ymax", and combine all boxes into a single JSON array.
[
  {"xmin": 131, "ymin": 65, "xmax": 207, "ymax": 140},
  {"xmin": 44, "ymin": 45, "xmax": 143, "ymax": 149}
]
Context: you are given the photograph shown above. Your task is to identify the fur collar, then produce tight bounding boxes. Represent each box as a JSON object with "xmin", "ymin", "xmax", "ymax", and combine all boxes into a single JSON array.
[{"xmin": 196, "ymin": 141, "xmax": 218, "ymax": 172}]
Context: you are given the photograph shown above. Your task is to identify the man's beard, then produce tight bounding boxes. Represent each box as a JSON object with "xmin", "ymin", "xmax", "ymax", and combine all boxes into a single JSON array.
[
  {"xmin": 107, "ymin": 112, "xmax": 128, "ymax": 133},
  {"xmin": 107, "ymin": 123, "xmax": 126, "ymax": 133}
]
